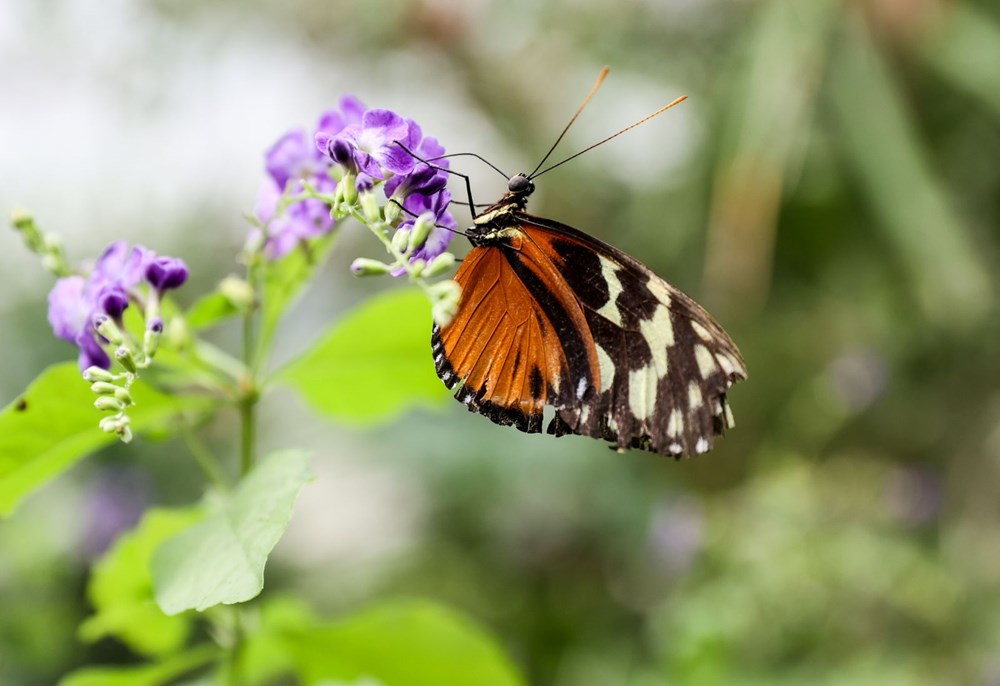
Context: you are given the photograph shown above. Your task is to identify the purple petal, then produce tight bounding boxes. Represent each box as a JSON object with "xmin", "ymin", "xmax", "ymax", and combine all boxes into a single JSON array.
[
  {"xmin": 339, "ymin": 95, "xmax": 366, "ymax": 125},
  {"xmin": 255, "ymin": 179, "xmax": 281, "ymax": 223},
  {"xmin": 316, "ymin": 111, "xmax": 346, "ymax": 137},
  {"xmin": 362, "ymin": 109, "xmax": 405, "ymax": 132},
  {"xmin": 378, "ymin": 143, "xmax": 418, "ymax": 175},
  {"xmin": 145, "ymin": 256, "xmax": 189, "ymax": 291},
  {"xmin": 97, "ymin": 285, "xmax": 129, "ymax": 318},
  {"xmin": 77, "ymin": 330, "xmax": 111, "ymax": 371},
  {"xmin": 265, "ymin": 129, "xmax": 310, "ymax": 189},
  {"xmin": 47, "ymin": 276, "xmax": 90, "ymax": 342}
]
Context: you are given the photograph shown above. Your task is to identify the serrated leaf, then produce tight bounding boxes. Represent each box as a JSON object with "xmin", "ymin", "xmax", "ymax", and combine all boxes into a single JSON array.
[
  {"xmin": 80, "ymin": 508, "xmax": 203, "ymax": 656},
  {"xmin": 152, "ymin": 450, "xmax": 312, "ymax": 614},
  {"xmin": 278, "ymin": 289, "xmax": 449, "ymax": 424},
  {"xmin": 57, "ymin": 645, "xmax": 217, "ymax": 686},
  {"xmin": 287, "ymin": 600, "xmax": 525, "ymax": 686},
  {"xmin": 0, "ymin": 363, "xmax": 211, "ymax": 517}
]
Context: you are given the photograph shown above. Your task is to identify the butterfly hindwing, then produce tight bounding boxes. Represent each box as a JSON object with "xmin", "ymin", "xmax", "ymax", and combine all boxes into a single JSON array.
[{"xmin": 433, "ymin": 211, "xmax": 746, "ymax": 458}]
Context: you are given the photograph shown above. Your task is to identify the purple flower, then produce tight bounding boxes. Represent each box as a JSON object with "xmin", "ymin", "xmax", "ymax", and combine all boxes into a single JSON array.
[
  {"xmin": 324, "ymin": 109, "xmax": 420, "ymax": 179},
  {"xmin": 145, "ymin": 256, "xmax": 189, "ymax": 291},
  {"xmin": 265, "ymin": 129, "xmax": 325, "ymax": 191},
  {"xmin": 48, "ymin": 276, "xmax": 111, "ymax": 370},
  {"xmin": 254, "ymin": 178, "xmax": 335, "ymax": 260},
  {"xmin": 46, "ymin": 241, "xmax": 188, "ymax": 371},
  {"xmin": 96, "ymin": 285, "xmax": 129, "ymax": 319},
  {"xmin": 91, "ymin": 241, "xmax": 150, "ymax": 293}
]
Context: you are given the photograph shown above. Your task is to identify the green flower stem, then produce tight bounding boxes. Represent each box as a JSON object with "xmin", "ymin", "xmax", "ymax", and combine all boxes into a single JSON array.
[
  {"xmin": 192, "ymin": 339, "xmax": 249, "ymax": 383},
  {"xmin": 182, "ymin": 430, "xmax": 230, "ymax": 492},
  {"xmin": 348, "ymin": 207, "xmax": 443, "ymax": 302}
]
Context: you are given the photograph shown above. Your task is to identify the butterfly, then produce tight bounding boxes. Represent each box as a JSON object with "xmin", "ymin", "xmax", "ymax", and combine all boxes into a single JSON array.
[{"xmin": 428, "ymin": 69, "xmax": 747, "ymax": 458}]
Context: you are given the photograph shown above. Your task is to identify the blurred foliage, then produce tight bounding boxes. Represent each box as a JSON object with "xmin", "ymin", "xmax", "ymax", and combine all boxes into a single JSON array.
[{"xmin": 3, "ymin": 0, "xmax": 1000, "ymax": 684}]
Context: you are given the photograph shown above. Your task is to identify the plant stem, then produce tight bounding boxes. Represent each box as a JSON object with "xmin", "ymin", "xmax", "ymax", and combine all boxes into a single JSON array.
[
  {"xmin": 182, "ymin": 431, "xmax": 230, "ymax": 491},
  {"xmin": 239, "ymin": 261, "xmax": 260, "ymax": 478}
]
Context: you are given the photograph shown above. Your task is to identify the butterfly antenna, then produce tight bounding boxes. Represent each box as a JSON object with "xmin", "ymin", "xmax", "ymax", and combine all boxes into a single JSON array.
[
  {"xmin": 430, "ymin": 152, "xmax": 509, "ymax": 180},
  {"xmin": 528, "ymin": 66, "xmax": 610, "ymax": 178},
  {"xmin": 531, "ymin": 95, "xmax": 688, "ymax": 180}
]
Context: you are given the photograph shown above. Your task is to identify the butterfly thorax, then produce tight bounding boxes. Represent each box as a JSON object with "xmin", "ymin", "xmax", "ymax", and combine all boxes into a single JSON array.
[{"xmin": 468, "ymin": 173, "xmax": 535, "ymax": 246}]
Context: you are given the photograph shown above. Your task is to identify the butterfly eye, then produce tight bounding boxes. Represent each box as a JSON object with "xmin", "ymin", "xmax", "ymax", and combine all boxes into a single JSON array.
[{"xmin": 507, "ymin": 174, "xmax": 534, "ymax": 195}]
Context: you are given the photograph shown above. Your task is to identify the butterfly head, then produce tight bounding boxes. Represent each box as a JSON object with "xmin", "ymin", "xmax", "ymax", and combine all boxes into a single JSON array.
[{"xmin": 507, "ymin": 173, "xmax": 535, "ymax": 197}]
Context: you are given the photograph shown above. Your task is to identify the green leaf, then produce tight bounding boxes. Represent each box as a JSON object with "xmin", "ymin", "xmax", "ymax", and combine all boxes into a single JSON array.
[
  {"xmin": 278, "ymin": 289, "xmax": 449, "ymax": 424},
  {"xmin": 185, "ymin": 292, "xmax": 240, "ymax": 330},
  {"xmin": 80, "ymin": 508, "xmax": 203, "ymax": 656},
  {"xmin": 286, "ymin": 600, "xmax": 525, "ymax": 686},
  {"xmin": 57, "ymin": 645, "xmax": 217, "ymax": 686},
  {"xmin": 152, "ymin": 450, "xmax": 312, "ymax": 614},
  {"xmin": 0, "ymin": 363, "xmax": 210, "ymax": 517}
]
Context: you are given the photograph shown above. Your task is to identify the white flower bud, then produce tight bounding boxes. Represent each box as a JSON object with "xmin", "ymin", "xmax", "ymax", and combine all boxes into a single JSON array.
[
  {"xmin": 391, "ymin": 228, "xmax": 411, "ymax": 254},
  {"xmin": 115, "ymin": 347, "xmax": 138, "ymax": 374},
  {"xmin": 350, "ymin": 258, "xmax": 392, "ymax": 277},
  {"xmin": 384, "ymin": 199, "xmax": 402, "ymax": 225},
  {"xmin": 83, "ymin": 366, "xmax": 117, "ymax": 383},
  {"xmin": 94, "ymin": 396, "xmax": 126, "ymax": 412},
  {"xmin": 219, "ymin": 275, "xmax": 255, "ymax": 313},
  {"xmin": 90, "ymin": 381, "xmax": 118, "ymax": 395},
  {"xmin": 93, "ymin": 315, "xmax": 123, "ymax": 346},
  {"xmin": 423, "ymin": 252, "xmax": 456, "ymax": 277},
  {"xmin": 359, "ymin": 191, "xmax": 381, "ymax": 225},
  {"xmin": 408, "ymin": 212, "xmax": 435, "ymax": 252}
]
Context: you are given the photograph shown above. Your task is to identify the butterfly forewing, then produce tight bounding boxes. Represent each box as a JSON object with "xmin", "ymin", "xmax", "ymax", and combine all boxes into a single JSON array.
[{"xmin": 433, "ymin": 210, "xmax": 747, "ymax": 458}]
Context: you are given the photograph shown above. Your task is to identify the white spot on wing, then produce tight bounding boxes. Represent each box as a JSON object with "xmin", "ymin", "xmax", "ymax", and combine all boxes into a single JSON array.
[
  {"xmin": 667, "ymin": 409, "xmax": 683, "ymax": 437},
  {"xmin": 639, "ymin": 305, "xmax": 674, "ymax": 372},
  {"xmin": 628, "ymin": 368, "xmax": 657, "ymax": 421},
  {"xmin": 647, "ymin": 277, "xmax": 673, "ymax": 308},
  {"xmin": 596, "ymin": 263, "xmax": 624, "ymax": 325},
  {"xmin": 691, "ymin": 321, "xmax": 713, "ymax": 341},
  {"xmin": 595, "ymin": 344, "xmax": 615, "ymax": 393},
  {"xmin": 577, "ymin": 376, "xmax": 588, "ymax": 399},
  {"xmin": 724, "ymin": 403, "xmax": 735, "ymax": 429},
  {"xmin": 695, "ymin": 437, "xmax": 709, "ymax": 454},
  {"xmin": 695, "ymin": 345, "xmax": 716, "ymax": 378},
  {"xmin": 688, "ymin": 381, "xmax": 703, "ymax": 409}
]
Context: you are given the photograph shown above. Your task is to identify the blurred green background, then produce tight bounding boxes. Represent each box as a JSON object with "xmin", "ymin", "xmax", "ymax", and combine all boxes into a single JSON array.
[{"xmin": 2, "ymin": 0, "xmax": 1000, "ymax": 684}]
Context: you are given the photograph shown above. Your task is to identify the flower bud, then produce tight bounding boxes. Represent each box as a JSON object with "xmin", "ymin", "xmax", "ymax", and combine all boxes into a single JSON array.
[
  {"xmin": 384, "ymin": 199, "xmax": 402, "ymax": 225},
  {"xmin": 432, "ymin": 299, "xmax": 459, "ymax": 327},
  {"xmin": 408, "ymin": 212, "xmax": 436, "ymax": 252},
  {"xmin": 219, "ymin": 275, "xmax": 255, "ymax": 313},
  {"xmin": 350, "ymin": 258, "xmax": 391, "ymax": 277},
  {"xmin": 168, "ymin": 315, "xmax": 191, "ymax": 351},
  {"xmin": 359, "ymin": 191, "xmax": 381, "ymax": 225},
  {"xmin": 339, "ymin": 174, "xmax": 358, "ymax": 206},
  {"xmin": 94, "ymin": 396, "xmax": 126, "ymax": 412},
  {"xmin": 90, "ymin": 381, "xmax": 118, "ymax": 395},
  {"xmin": 145, "ymin": 256, "xmax": 189, "ymax": 292},
  {"xmin": 113, "ymin": 387, "xmax": 134, "ymax": 406},
  {"xmin": 93, "ymin": 314, "xmax": 124, "ymax": 345},
  {"xmin": 391, "ymin": 228, "xmax": 411, "ymax": 254},
  {"xmin": 409, "ymin": 258, "xmax": 426, "ymax": 277},
  {"xmin": 424, "ymin": 252, "xmax": 456, "ymax": 277},
  {"xmin": 143, "ymin": 327, "xmax": 160, "ymax": 358},
  {"xmin": 84, "ymin": 366, "xmax": 117, "ymax": 383},
  {"xmin": 115, "ymin": 346, "xmax": 138, "ymax": 374}
]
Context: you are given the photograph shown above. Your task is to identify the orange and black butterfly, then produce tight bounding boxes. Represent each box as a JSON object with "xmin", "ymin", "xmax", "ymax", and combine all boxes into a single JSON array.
[{"xmin": 429, "ymin": 69, "xmax": 747, "ymax": 458}]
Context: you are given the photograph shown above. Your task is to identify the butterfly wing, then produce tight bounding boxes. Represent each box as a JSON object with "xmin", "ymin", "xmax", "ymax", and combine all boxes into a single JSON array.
[{"xmin": 433, "ymin": 213, "xmax": 747, "ymax": 457}]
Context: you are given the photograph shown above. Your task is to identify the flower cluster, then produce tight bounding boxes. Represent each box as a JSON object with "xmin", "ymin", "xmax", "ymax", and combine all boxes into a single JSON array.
[
  {"xmin": 44, "ymin": 241, "xmax": 188, "ymax": 442},
  {"xmin": 47, "ymin": 241, "xmax": 188, "ymax": 373},
  {"xmin": 253, "ymin": 96, "xmax": 462, "ymax": 323},
  {"xmin": 254, "ymin": 96, "xmax": 457, "ymax": 271}
]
